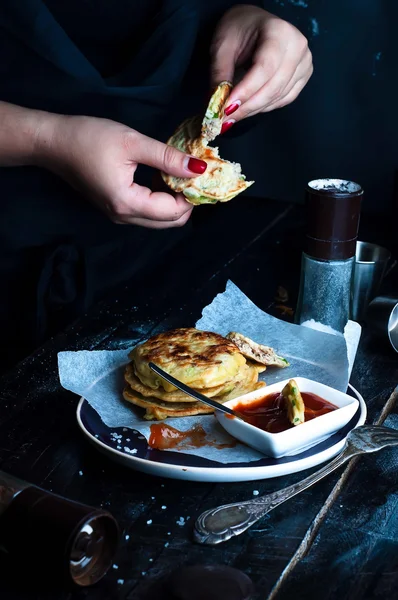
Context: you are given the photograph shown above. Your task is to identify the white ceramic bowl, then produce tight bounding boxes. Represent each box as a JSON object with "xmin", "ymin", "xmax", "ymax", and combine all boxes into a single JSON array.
[{"xmin": 216, "ymin": 377, "xmax": 359, "ymax": 458}]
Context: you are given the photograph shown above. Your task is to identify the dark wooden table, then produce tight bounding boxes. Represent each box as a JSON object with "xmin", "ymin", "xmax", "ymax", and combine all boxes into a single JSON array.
[{"xmin": 0, "ymin": 199, "xmax": 397, "ymax": 600}]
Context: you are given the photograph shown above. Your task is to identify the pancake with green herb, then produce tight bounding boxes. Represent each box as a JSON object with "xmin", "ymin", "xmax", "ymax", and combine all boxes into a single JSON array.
[
  {"xmin": 123, "ymin": 327, "xmax": 266, "ymax": 420},
  {"xmin": 125, "ymin": 363, "xmax": 227, "ymax": 402},
  {"xmin": 129, "ymin": 328, "xmax": 246, "ymax": 393},
  {"xmin": 123, "ymin": 368, "xmax": 265, "ymax": 420},
  {"xmin": 123, "ymin": 387, "xmax": 213, "ymax": 420}
]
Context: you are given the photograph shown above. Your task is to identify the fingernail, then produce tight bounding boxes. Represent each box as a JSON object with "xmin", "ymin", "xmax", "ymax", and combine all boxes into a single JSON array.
[
  {"xmin": 224, "ymin": 100, "xmax": 241, "ymax": 116},
  {"xmin": 221, "ymin": 119, "xmax": 235, "ymax": 135},
  {"xmin": 187, "ymin": 157, "xmax": 207, "ymax": 174}
]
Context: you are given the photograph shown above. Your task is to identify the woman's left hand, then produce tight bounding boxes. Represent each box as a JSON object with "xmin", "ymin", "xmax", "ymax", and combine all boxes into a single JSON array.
[{"xmin": 211, "ymin": 5, "xmax": 313, "ymax": 126}]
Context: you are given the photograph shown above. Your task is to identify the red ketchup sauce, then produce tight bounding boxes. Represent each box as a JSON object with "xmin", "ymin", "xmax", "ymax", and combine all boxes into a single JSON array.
[
  {"xmin": 232, "ymin": 392, "xmax": 337, "ymax": 433},
  {"xmin": 149, "ymin": 423, "xmax": 236, "ymax": 451}
]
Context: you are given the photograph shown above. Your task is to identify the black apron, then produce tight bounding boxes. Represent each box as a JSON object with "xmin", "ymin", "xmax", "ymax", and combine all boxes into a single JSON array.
[
  {"xmin": 0, "ymin": 0, "xmax": 239, "ymax": 369},
  {"xmin": 1, "ymin": 1, "xmax": 394, "ymax": 369}
]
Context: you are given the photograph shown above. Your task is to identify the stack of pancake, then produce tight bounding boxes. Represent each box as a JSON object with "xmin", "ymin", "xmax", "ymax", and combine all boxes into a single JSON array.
[{"xmin": 123, "ymin": 328, "xmax": 268, "ymax": 420}]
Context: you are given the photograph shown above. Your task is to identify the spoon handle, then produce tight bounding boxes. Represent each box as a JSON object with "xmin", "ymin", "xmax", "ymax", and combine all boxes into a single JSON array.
[
  {"xmin": 148, "ymin": 362, "xmax": 241, "ymax": 418},
  {"xmin": 194, "ymin": 445, "xmax": 358, "ymax": 545}
]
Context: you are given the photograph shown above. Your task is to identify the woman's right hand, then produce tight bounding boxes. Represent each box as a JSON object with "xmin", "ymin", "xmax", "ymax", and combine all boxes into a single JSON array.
[{"xmin": 36, "ymin": 114, "xmax": 207, "ymax": 229}]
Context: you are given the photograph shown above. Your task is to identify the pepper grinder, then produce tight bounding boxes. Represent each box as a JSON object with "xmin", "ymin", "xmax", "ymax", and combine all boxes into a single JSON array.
[
  {"xmin": 0, "ymin": 470, "xmax": 119, "ymax": 587},
  {"xmin": 295, "ymin": 179, "xmax": 363, "ymax": 333}
]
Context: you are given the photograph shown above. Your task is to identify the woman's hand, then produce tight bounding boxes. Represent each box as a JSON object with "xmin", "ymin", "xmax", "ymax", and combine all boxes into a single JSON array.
[
  {"xmin": 211, "ymin": 5, "xmax": 313, "ymax": 129},
  {"xmin": 36, "ymin": 115, "xmax": 207, "ymax": 229}
]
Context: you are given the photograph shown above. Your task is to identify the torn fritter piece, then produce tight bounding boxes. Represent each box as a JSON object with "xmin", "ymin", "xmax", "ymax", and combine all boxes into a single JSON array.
[
  {"xmin": 226, "ymin": 332, "xmax": 289, "ymax": 368},
  {"xmin": 201, "ymin": 81, "xmax": 232, "ymax": 141},
  {"xmin": 161, "ymin": 82, "xmax": 253, "ymax": 205},
  {"xmin": 282, "ymin": 379, "xmax": 305, "ymax": 426}
]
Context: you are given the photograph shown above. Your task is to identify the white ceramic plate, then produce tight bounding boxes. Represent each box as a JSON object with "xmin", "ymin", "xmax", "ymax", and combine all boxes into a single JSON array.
[{"xmin": 76, "ymin": 384, "xmax": 366, "ymax": 482}]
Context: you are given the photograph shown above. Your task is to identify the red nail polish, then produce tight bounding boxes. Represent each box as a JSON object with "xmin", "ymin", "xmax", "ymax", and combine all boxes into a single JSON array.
[
  {"xmin": 224, "ymin": 102, "xmax": 240, "ymax": 116},
  {"xmin": 221, "ymin": 120, "xmax": 235, "ymax": 135},
  {"xmin": 187, "ymin": 157, "xmax": 207, "ymax": 174}
]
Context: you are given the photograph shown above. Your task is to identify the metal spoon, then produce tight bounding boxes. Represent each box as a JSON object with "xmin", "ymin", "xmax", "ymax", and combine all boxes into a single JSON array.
[
  {"xmin": 194, "ymin": 425, "xmax": 398, "ymax": 545},
  {"xmin": 148, "ymin": 362, "xmax": 245, "ymax": 420}
]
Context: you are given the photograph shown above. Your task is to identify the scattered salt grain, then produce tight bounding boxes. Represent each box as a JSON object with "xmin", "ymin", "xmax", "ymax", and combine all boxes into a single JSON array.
[
  {"xmin": 117, "ymin": 579, "xmax": 124, "ymax": 585},
  {"xmin": 117, "ymin": 445, "xmax": 122, "ymax": 450},
  {"xmin": 142, "ymin": 571, "xmax": 146, "ymax": 576},
  {"xmin": 112, "ymin": 564, "xmax": 118, "ymax": 570},
  {"xmin": 78, "ymin": 471, "xmax": 83, "ymax": 476},
  {"xmin": 253, "ymin": 490, "xmax": 259, "ymax": 496},
  {"xmin": 176, "ymin": 517, "xmax": 185, "ymax": 527},
  {"xmin": 151, "ymin": 496, "xmax": 155, "ymax": 500},
  {"xmin": 161, "ymin": 505, "xmax": 167, "ymax": 510},
  {"xmin": 125, "ymin": 534, "xmax": 130, "ymax": 541},
  {"xmin": 167, "ymin": 532, "xmax": 171, "ymax": 536},
  {"xmin": 164, "ymin": 542, "xmax": 169, "ymax": 547},
  {"xmin": 149, "ymin": 558, "xmax": 153, "ymax": 562},
  {"xmin": 123, "ymin": 428, "xmax": 128, "ymax": 432},
  {"xmin": 126, "ymin": 438, "xmax": 131, "ymax": 442},
  {"xmin": 147, "ymin": 520, "xmax": 152, "ymax": 525}
]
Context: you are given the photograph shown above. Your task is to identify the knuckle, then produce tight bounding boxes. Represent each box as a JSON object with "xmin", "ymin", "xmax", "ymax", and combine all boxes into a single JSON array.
[
  {"xmin": 299, "ymin": 36, "xmax": 310, "ymax": 55},
  {"xmin": 256, "ymin": 44, "xmax": 279, "ymax": 75},
  {"xmin": 103, "ymin": 200, "xmax": 119, "ymax": 220},
  {"xmin": 276, "ymin": 19, "xmax": 296, "ymax": 40},
  {"xmin": 107, "ymin": 195, "xmax": 131, "ymax": 222},
  {"xmin": 213, "ymin": 37, "xmax": 236, "ymax": 57},
  {"xmin": 110, "ymin": 205, "xmax": 126, "ymax": 222},
  {"xmin": 120, "ymin": 130, "xmax": 136, "ymax": 154},
  {"xmin": 210, "ymin": 33, "xmax": 227, "ymax": 55},
  {"xmin": 276, "ymin": 96, "xmax": 291, "ymax": 110},
  {"xmin": 161, "ymin": 143, "xmax": 178, "ymax": 171},
  {"xmin": 278, "ymin": 20, "xmax": 309, "ymax": 54},
  {"xmin": 268, "ymin": 84, "xmax": 285, "ymax": 104},
  {"xmin": 238, "ymin": 105, "xmax": 253, "ymax": 120},
  {"xmin": 108, "ymin": 207, "xmax": 124, "ymax": 223}
]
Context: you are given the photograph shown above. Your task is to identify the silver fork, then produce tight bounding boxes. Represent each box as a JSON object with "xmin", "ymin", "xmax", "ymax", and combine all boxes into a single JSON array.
[{"xmin": 194, "ymin": 425, "xmax": 398, "ymax": 545}]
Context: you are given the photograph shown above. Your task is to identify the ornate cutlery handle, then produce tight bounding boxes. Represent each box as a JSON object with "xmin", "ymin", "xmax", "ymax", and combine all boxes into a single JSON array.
[{"xmin": 194, "ymin": 445, "xmax": 357, "ymax": 545}]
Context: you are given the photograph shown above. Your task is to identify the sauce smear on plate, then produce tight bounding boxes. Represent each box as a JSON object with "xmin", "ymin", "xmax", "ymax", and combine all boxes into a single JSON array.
[
  {"xmin": 149, "ymin": 423, "xmax": 236, "ymax": 450},
  {"xmin": 233, "ymin": 392, "xmax": 337, "ymax": 433}
]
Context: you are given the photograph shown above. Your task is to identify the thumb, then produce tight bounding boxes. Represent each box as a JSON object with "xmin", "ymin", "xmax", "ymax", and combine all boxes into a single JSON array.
[
  {"xmin": 210, "ymin": 35, "xmax": 236, "ymax": 88},
  {"xmin": 132, "ymin": 132, "xmax": 207, "ymax": 178}
]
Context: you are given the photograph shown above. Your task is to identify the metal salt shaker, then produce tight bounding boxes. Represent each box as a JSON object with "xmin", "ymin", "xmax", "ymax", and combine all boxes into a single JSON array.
[{"xmin": 296, "ymin": 179, "xmax": 363, "ymax": 333}]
